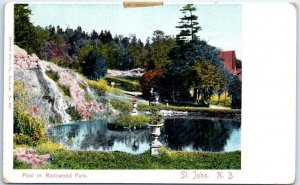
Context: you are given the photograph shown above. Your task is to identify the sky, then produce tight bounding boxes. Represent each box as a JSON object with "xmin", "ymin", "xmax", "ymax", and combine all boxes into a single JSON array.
[{"xmin": 29, "ymin": 3, "xmax": 242, "ymax": 59}]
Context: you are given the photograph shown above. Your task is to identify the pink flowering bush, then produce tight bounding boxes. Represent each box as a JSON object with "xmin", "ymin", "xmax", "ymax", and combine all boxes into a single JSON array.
[
  {"xmin": 13, "ymin": 148, "xmax": 50, "ymax": 167},
  {"xmin": 14, "ymin": 45, "xmax": 39, "ymax": 69},
  {"xmin": 57, "ymin": 70, "xmax": 104, "ymax": 120}
]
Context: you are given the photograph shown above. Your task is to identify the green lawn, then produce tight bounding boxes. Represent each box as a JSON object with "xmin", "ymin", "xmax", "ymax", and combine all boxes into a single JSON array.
[
  {"xmin": 14, "ymin": 148, "xmax": 241, "ymax": 169},
  {"xmin": 104, "ymin": 76, "xmax": 141, "ymax": 92}
]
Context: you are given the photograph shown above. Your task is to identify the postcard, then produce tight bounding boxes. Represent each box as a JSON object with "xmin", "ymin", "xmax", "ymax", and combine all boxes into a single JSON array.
[{"xmin": 2, "ymin": 1, "xmax": 296, "ymax": 184}]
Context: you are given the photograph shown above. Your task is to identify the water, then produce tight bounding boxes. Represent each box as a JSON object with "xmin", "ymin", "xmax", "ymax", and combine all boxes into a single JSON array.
[{"xmin": 51, "ymin": 118, "xmax": 240, "ymax": 154}]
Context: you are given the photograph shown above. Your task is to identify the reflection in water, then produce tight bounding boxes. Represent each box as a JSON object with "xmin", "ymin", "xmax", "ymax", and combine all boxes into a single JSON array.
[
  {"xmin": 161, "ymin": 118, "xmax": 241, "ymax": 152},
  {"xmin": 51, "ymin": 118, "xmax": 241, "ymax": 154}
]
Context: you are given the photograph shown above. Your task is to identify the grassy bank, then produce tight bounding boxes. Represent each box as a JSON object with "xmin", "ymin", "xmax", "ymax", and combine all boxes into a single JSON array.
[
  {"xmin": 108, "ymin": 114, "xmax": 150, "ymax": 130},
  {"xmin": 14, "ymin": 148, "xmax": 241, "ymax": 169},
  {"xmin": 104, "ymin": 76, "xmax": 141, "ymax": 92},
  {"xmin": 159, "ymin": 104, "xmax": 241, "ymax": 119}
]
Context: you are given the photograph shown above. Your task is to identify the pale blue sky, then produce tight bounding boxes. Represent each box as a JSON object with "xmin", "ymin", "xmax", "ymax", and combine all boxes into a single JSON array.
[{"xmin": 29, "ymin": 4, "xmax": 242, "ymax": 59}]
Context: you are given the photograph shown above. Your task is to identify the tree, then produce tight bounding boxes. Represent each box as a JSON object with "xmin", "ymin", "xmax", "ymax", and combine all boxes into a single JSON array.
[
  {"xmin": 192, "ymin": 60, "xmax": 226, "ymax": 105},
  {"xmin": 228, "ymin": 75, "xmax": 241, "ymax": 109},
  {"xmin": 144, "ymin": 31, "xmax": 175, "ymax": 70},
  {"xmin": 236, "ymin": 59, "xmax": 242, "ymax": 69},
  {"xmin": 14, "ymin": 4, "xmax": 37, "ymax": 54},
  {"xmin": 176, "ymin": 4, "xmax": 201, "ymax": 42},
  {"xmin": 81, "ymin": 50, "xmax": 107, "ymax": 80},
  {"xmin": 140, "ymin": 69, "xmax": 164, "ymax": 99}
]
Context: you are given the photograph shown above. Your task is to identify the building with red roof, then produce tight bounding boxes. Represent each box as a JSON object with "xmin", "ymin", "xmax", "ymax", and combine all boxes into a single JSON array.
[{"xmin": 219, "ymin": 50, "xmax": 242, "ymax": 80}]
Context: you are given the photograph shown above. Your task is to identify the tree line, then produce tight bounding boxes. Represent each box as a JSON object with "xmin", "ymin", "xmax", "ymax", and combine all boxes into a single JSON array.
[{"xmin": 14, "ymin": 4, "xmax": 241, "ymax": 109}]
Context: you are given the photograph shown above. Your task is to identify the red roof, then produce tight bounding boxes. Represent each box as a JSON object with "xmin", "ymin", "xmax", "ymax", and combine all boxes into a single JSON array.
[{"xmin": 219, "ymin": 50, "xmax": 242, "ymax": 76}]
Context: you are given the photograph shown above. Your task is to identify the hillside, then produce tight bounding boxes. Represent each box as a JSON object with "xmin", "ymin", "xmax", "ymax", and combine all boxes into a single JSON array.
[{"xmin": 14, "ymin": 45, "xmax": 108, "ymax": 129}]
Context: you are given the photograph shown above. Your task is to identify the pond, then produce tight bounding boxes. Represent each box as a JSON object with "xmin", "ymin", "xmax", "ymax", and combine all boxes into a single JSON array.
[{"xmin": 50, "ymin": 118, "xmax": 241, "ymax": 154}]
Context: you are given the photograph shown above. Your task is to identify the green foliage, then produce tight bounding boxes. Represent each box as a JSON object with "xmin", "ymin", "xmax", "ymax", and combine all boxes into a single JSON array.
[
  {"xmin": 144, "ymin": 31, "xmax": 176, "ymax": 70},
  {"xmin": 80, "ymin": 49, "xmax": 107, "ymax": 80},
  {"xmin": 13, "ymin": 133, "xmax": 34, "ymax": 146},
  {"xmin": 109, "ymin": 99, "xmax": 131, "ymax": 113},
  {"xmin": 209, "ymin": 92, "xmax": 232, "ymax": 107},
  {"xmin": 108, "ymin": 114, "xmax": 150, "ymax": 130},
  {"xmin": 236, "ymin": 59, "xmax": 242, "ymax": 69},
  {"xmin": 27, "ymin": 149, "xmax": 240, "ymax": 169},
  {"xmin": 137, "ymin": 103, "xmax": 152, "ymax": 112},
  {"xmin": 140, "ymin": 69, "xmax": 164, "ymax": 98},
  {"xmin": 58, "ymin": 84, "xmax": 71, "ymax": 97},
  {"xmin": 86, "ymin": 79, "xmax": 108, "ymax": 95},
  {"xmin": 84, "ymin": 92, "xmax": 93, "ymax": 102},
  {"xmin": 176, "ymin": 4, "xmax": 201, "ymax": 42},
  {"xmin": 228, "ymin": 76, "xmax": 242, "ymax": 109},
  {"xmin": 192, "ymin": 60, "xmax": 227, "ymax": 104},
  {"xmin": 14, "ymin": 4, "xmax": 37, "ymax": 54},
  {"xmin": 104, "ymin": 76, "xmax": 141, "ymax": 92},
  {"xmin": 65, "ymin": 106, "xmax": 81, "ymax": 121},
  {"xmin": 13, "ymin": 157, "xmax": 32, "ymax": 169},
  {"xmin": 35, "ymin": 140, "xmax": 66, "ymax": 154},
  {"xmin": 106, "ymin": 86, "xmax": 125, "ymax": 96},
  {"xmin": 45, "ymin": 70, "xmax": 59, "ymax": 82},
  {"xmin": 13, "ymin": 102, "xmax": 46, "ymax": 143}
]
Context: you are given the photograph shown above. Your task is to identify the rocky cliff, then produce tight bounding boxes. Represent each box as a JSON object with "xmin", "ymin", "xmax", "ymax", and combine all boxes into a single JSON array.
[{"xmin": 14, "ymin": 45, "xmax": 106, "ymax": 128}]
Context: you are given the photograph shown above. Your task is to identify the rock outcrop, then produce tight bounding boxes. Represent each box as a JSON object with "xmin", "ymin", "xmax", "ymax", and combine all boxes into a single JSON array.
[{"xmin": 14, "ymin": 45, "xmax": 105, "ymax": 128}]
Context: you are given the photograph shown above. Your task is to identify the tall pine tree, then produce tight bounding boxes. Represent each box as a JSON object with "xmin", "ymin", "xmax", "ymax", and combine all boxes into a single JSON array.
[{"xmin": 176, "ymin": 4, "xmax": 201, "ymax": 42}]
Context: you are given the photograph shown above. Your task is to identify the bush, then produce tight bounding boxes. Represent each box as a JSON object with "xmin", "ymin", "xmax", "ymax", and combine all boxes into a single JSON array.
[
  {"xmin": 13, "ymin": 133, "xmax": 34, "ymax": 146},
  {"xmin": 35, "ymin": 140, "xmax": 66, "ymax": 154},
  {"xmin": 108, "ymin": 114, "xmax": 150, "ymax": 130},
  {"xmin": 228, "ymin": 76, "xmax": 241, "ymax": 109},
  {"xmin": 58, "ymin": 84, "xmax": 70, "ymax": 97},
  {"xmin": 65, "ymin": 106, "xmax": 81, "ymax": 121},
  {"xmin": 45, "ymin": 70, "xmax": 59, "ymax": 82},
  {"xmin": 140, "ymin": 69, "xmax": 164, "ymax": 98},
  {"xmin": 81, "ymin": 50, "xmax": 107, "ymax": 80},
  {"xmin": 86, "ymin": 79, "xmax": 108, "ymax": 95},
  {"xmin": 14, "ymin": 104, "xmax": 45, "ymax": 142},
  {"xmin": 109, "ymin": 99, "xmax": 131, "ymax": 113},
  {"xmin": 14, "ymin": 157, "xmax": 32, "ymax": 169}
]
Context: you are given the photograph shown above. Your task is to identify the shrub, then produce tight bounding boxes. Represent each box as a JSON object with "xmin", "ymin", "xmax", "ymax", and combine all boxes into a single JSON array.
[
  {"xmin": 140, "ymin": 69, "xmax": 164, "ymax": 98},
  {"xmin": 14, "ymin": 157, "xmax": 32, "ymax": 169},
  {"xmin": 81, "ymin": 50, "xmax": 107, "ymax": 80},
  {"xmin": 65, "ymin": 106, "xmax": 81, "ymax": 121},
  {"xmin": 13, "ymin": 133, "xmax": 34, "ymax": 146},
  {"xmin": 35, "ymin": 140, "xmax": 66, "ymax": 154},
  {"xmin": 108, "ymin": 114, "xmax": 150, "ymax": 130},
  {"xmin": 45, "ymin": 70, "xmax": 59, "ymax": 82},
  {"xmin": 137, "ymin": 103, "xmax": 151, "ymax": 112},
  {"xmin": 84, "ymin": 93, "xmax": 93, "ymax": 102},
  {"xmin": 106, "ymin": 86, "xmax": 124, "ymax": 95},
  {"xmin": 109, "ymin": 99, "xmax": 131, "ymax": 113},
  {"xmin": 87, "ymin": 79, "xmax": 108, "ymax": 95},
  {"xmin": 58, "ymin": 84, "xmax": 70, "ymax": 97},
  {"xmin": 13, "ymin": 104, "xmax": 45, "ymax": 142},
  {"xmin": 228, "ymin": 76, "xmax": 241, "ymax": 109}
]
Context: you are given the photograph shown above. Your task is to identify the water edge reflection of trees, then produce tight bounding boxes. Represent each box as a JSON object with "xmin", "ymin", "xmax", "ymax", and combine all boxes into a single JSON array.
[
  {"xmin": 51, "ymin": 118, "xmax": 240, "ymax": 153},
  {"xmin": 161, "ymin": 118, "xmax": 241, "ymax": 152}
]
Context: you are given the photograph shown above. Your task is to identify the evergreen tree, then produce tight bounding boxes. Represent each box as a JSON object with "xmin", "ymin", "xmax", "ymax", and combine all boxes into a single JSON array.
[
  {"xmin": 81, "ymin": 50, "xmax": 107, "ymax": 80},
  {"xmin": 228, "ymin": 75, "xmax": 242, "ymax": 109},
  {"xmin": 176, "ymin": 4, "xmax": 201, "ymax": 42},
  {"xmin": 14, "ymin": 4, "xmax": 37, "ymax": 54}
]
